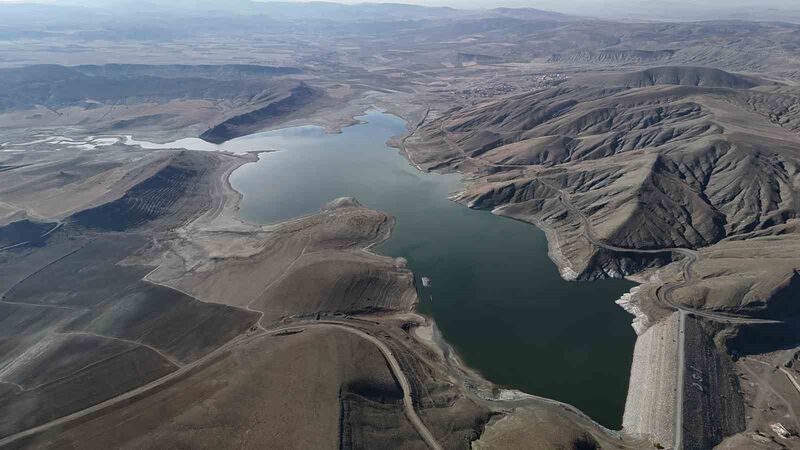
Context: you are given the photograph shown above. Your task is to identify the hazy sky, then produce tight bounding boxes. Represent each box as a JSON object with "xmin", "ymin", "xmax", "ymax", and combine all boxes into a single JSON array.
[
  {"xmin": 325, "ymin": 0, "xmax": 798, "ymax": 7},
  {"xmin": 313, "ymin": 0, "xmax": 800, "ymax": 14},
  {"xmin": 0, "ymin": 0, "xmax": 794, "ymax": 6},
  {"xmin": 1, "ymin": 0, "xmax": 798, "ymax": 20}
]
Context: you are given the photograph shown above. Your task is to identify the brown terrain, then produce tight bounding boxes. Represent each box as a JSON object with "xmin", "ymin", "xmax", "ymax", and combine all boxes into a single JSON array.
[
  {"xmin": 1, "ymin": 1, "xmax": 800, "ymax": 449},
  {"xmin": 0, "ymin": 144, "xmax": 634, "ymax": 449},
  {"xmin": 405, "ymin": 64, "xmax": 800, "ymax": 448}
]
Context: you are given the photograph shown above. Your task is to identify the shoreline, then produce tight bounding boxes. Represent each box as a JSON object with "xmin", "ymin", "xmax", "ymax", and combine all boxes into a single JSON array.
[
  {"xmin": 145, "ymin": 105, "xmax": 649, "ymax": 440},
  {"xmin": 389, "ymin": 106, "xmax": 662, "ymax": 440},
  {"xmin": 0, "ymin": 107, "xmax": 651, "ymax": 445}
]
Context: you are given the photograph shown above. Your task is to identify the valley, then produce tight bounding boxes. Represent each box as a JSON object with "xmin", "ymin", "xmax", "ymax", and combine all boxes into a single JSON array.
[{"xmin": 1, "ymin": 2, "xmax": 800, "ymax": 449}]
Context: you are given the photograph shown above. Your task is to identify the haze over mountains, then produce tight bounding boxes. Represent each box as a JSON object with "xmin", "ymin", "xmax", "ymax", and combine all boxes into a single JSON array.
[
  {"xmin": 1, "ymin": 1, "xmax": 800, "ymax": 449},
  {"xmin": 30, "ymin": 0, "xmax": 800, "ymax": 23}
]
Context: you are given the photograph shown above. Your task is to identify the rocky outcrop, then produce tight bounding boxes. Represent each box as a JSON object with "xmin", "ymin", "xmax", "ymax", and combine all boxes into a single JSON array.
[{"xmin": 323, "ymin": 197, "xmax": 363, "ymax": 211}]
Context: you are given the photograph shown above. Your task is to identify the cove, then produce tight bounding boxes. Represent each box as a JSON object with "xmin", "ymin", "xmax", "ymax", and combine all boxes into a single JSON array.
[{"xmin": 147, "ymin": 110, "xmax": 637, "ymax": 429}]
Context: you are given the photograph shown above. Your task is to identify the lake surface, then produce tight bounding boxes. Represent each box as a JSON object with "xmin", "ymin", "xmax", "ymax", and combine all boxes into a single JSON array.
[{"xmin": 151, "ymin": 110, "xmax": 637, "ymax": 428}]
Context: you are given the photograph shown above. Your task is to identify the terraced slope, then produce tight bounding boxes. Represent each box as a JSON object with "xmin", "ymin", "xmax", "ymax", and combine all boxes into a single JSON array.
[
  {"xmin": 72, "ymin": 151, "xmax": 212, "ymax": 231},
  {"xmin": 0, "ymin": 152, "xmax": 258, "ymax": 438},
  {"xmin": 0, "ymin": 149, "xmax": 487, "ymax": 448}
]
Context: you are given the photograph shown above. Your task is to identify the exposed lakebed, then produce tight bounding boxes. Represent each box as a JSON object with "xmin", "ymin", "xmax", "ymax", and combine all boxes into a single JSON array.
[{"xmin": 136, "ymin": 110, "xmax": 636, "ymax": 428}]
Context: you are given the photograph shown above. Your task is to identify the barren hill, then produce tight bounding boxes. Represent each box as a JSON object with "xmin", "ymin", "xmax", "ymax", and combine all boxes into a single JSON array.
[
  {"xmin": 572, "ymin": 66, "xmax": 762, "ymax": 88},
  {"xmin": 0, "ymin": 64, "xmax": 328, "ymax": 142},
  {"xmin": 406, "ymin": 76, "xmax": 800, "ymax": 317}
]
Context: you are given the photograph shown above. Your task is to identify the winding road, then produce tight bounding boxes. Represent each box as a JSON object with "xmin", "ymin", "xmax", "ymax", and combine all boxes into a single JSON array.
[
  {"xmin": 5, "ymin": 113, "xmax": 788, "ymax": 450},
  {"xmin": 434, "ymin": 119, "xmax": 778, "ymax": 322},
  {"xmin": 513, "ymin": 171, "xmax": 779, "ymax": 450},
  {"xmin": 426, "ymin": 121, "xmax": 786, "ymax": 449},
  {"xmin": 320, "ymin": 321, "xmax": 443, "ymax": 450},
  {"xmin": 0, "ymin": 129, "xmax": 447, "ymax": 449},
  {"xmin": 0, "ymin": 319, "xmax": 443, "ymax": 450}
]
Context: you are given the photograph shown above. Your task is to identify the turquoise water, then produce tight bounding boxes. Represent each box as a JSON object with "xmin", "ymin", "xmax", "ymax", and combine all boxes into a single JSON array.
[{"xmin": 226, "ymin": 111, "xmax": 636, "ymax": 429}]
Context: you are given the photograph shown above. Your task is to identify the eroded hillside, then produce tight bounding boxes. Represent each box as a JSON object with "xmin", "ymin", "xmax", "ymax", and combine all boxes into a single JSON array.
[
  {"xmin": 405, "ymin": 65, "xmax": 800, "ymax": 449},
  {"xmin": 408, "ymin": 67, "xmax": 800, "ymax": 295}
]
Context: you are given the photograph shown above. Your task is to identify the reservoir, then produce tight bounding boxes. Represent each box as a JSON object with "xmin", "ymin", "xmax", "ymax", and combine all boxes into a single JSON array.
[{"xmin": 148, "ymin": 110, "xmax": 637, "ymax": 428}]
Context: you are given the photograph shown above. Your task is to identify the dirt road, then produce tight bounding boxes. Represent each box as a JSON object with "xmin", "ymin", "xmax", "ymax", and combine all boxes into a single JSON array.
[{"xmin": 0, "ymin": 319, "xmax": 443, "ymax": 450}]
